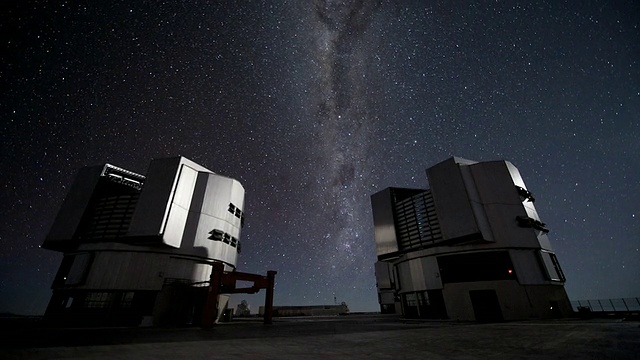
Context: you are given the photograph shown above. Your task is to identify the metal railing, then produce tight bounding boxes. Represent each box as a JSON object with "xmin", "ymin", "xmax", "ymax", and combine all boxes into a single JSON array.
[{"xmin": 570, "ymin": 298, "xmax": 640, "ymax": 312}]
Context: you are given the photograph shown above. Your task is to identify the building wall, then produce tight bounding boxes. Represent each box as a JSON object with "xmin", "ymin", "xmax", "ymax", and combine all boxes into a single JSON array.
[
  {"xmin": 442, "ymin": 281, "xmax": 571, "ymax": 321},
  {"xmin": 385, "ymin": 247, "xmax": 572, "ymax": 320},
  {"xmin": 43, "ymin": 157, "xmax": 244, "ymax": 326},
  {"xmin": 372, "ymin": 157, "xmax": 572, "ymax": 321},
  {"xmin": 427, "ymin": 158, "xmax": 482, "ymax": 242}
]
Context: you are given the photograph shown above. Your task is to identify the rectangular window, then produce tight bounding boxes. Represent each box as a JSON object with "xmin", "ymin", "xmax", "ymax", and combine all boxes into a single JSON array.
[
  {"xmin": 549, "ymin": 253, "xmax": 566, "ymax": 281},
  {"xmin": 208, "ymin": 229, "xmax": 224, "ymax": 241},
  {"xmin": 84, "ymin": 292, "xmax": 115, "ymax": 309},
  {"xmin": 538, "ymin": 250, "xmax": 566, "ymax": 282},
  {"xmin": 437, "ymin": 251, "xmax": 517, "ymax": 284},
  {"xmin": 120, "ymin": 292, "xmax": 135, "ymax": 308}
]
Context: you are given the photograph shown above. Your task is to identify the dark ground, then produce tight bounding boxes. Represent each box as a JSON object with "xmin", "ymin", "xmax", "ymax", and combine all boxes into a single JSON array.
[{"xmin": 1, "ymin": 314, "xmax": 639, "ymax": 359}]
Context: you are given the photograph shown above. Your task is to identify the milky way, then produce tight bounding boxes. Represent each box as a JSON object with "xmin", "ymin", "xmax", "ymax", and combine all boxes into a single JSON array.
[
  {"xmin": 304, "ymin": 1, "xmax": 385, "ymax": 280},
  {"xmin": 313, "ymin": 2, "xmax": 379, "ymax": 186}
]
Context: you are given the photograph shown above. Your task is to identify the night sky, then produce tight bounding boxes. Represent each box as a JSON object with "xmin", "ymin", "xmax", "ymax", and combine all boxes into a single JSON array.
[{"xmin": 2, "ymin": 1, "xmax": 639, "ymax": 315}]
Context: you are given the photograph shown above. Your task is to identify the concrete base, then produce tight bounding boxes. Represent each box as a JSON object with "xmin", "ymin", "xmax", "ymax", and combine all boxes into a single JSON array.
[{"xmin": 443, "ymin": 281, "xmax": 572, "ymax": 321}]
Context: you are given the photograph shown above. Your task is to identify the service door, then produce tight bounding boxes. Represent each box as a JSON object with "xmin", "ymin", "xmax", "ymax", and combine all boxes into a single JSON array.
[{"xmin": 469, "ymin": 290, "xmax": 503, "ymax": 322}]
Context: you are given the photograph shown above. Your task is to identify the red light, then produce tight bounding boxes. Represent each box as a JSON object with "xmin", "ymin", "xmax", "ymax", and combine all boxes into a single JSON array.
[{"xmin": 508, "ymin": 269, "xmax": 513, "ymax": 274}]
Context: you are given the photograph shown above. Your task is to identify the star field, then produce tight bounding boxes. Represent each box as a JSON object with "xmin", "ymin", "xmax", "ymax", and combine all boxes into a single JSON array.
[{"xmin": 1, "ymin": 1, "xmax": 639, "ymax": 315}]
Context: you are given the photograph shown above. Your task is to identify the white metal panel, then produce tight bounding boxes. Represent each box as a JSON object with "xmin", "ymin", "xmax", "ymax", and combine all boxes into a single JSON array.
[
  {"xmin": 201, "ymin": 175, "xmax": 234, "ymax": 219},
  {"xmin": 506, "ymin": 161, "xmax": 554, "ymax": 251},
  {"xmin": 228, "ymin": 179, "xmax": 245, "ymax": 211},
  {"xmin": 84, "ymin": 252, "xmax": 160, "ymax": 290},
  {"xmin": 536, "ymin": 232, "xmax": 553, "ymax": 251},
  {"xmin": 163, "ymin": 205, "xmax": 189, "ymax": 248},
  {"xmin": 471, "ymin": 161, "xmax": 540, "ymax": 248},
  {"xmin": 421, "ymin": 256, "xmax": 443, "ymax": 290},
  {"xmin": 161, "ymin": 165, "xmax": 199, "ymax": 248},
  {"xmin": 505, "ymin": 161, "xmax": 526, "ymax": 190},
  {"xmin": 540, "ymin": 251, "xmax": 561, "ymax": 281},
  {"xmin": 206, "ymin": 241, "xmax": 237, "ymax": 267},
  {"xmin": 409, "ymin": 258, "xmax": 426, "ymax": 291},
  {"xmin": 506, "ymin": 161, "xmax": 547, "ymax": 226},
  {"xmin": 226, "ymin": 179, "xmax": 245, "ymax": 233},
  {"xmin": 65, "ymin": 253, "xmax": 92, "ymax": 285},
  {"xmin": 460, "ymin": 165, "xmax": 495, "ymax": 242},
  {"xmin": 374, "ymin": 223, "xmax": 399, "ymax": 255},
  {"xmin": 191, "ymin": 263, "xmax": 212, "ymax": 282},
  {"xmin": 510, "ymin": 250, "xmax": 546, "ymax": 285},
  {"xmin": 83, "ymin": 252, "xmax": 114, "ymax": 288},
  {"xmin": 522, "ymin": 201, "xmax": 542, "ymax": 222},
  {"xmin": 179, "ymin": 173, "xmax": 244, "ymax": 266},
  {"xmin": 127, "ymin": 157, "xmax": 182, "ymax": 238},
  {"xmin": 192, "ymin": 212, "xmax": 238, "ymax": 264},
  {"xmin": 172, "ymin": 165, "xmax": 198, "ymax": 209},
  {"xmin": 162, "ymin": 257, "xmax": 203, "ymax": 282},
  {"xmin": 371, "ymin": 189, "xmax": 399, "ymax": 256},
  {"xmin": 199, "ymin": 175, "xmax": 244, "ymax": 235},
  {"xmin": 375, "ymin": 261, "xmax": 393, "ymax": 289},
  {"xmin": 397, "ymin": 261, "xmax": 414, "ymax": 293},
  {"xmin": 128, "ymin": 156, "xmax": 213, "ymax": 240},
  {"xmin": 427, "ymin": 158, "xmax": 480, "ymax": 240}
]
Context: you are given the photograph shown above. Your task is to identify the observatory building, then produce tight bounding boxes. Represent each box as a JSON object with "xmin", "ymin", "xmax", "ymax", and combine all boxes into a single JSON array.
[
  {"xmin": 371, "ymin": 157, "xmax": 572, "ymax": 321},
  {"xmin": 42, "ymin": 156, "xmax": 245, "ymax": 326}
]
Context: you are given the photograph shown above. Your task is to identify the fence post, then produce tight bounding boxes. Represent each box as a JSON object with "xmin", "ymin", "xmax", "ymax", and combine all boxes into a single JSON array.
[
  {"xmin": 263, "ymin": 270, "xmax": 277, "ymax": 325},
  {"xmin": 621, "ymin": 298, "xmax": 629, "ymax": 312}
]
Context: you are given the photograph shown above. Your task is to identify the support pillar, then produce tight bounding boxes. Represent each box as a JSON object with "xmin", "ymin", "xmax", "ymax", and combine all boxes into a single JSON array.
[
  {"xmin": 202, "ymin": 262, "xmax": 224, "ymax": 329},
  {"xmin": 264, "ymin": 270, "xmax": 277, "ymax": 325},
  {"xmin": 201, "ymin": 264, "xmax": 277, "ymax": 328}
]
